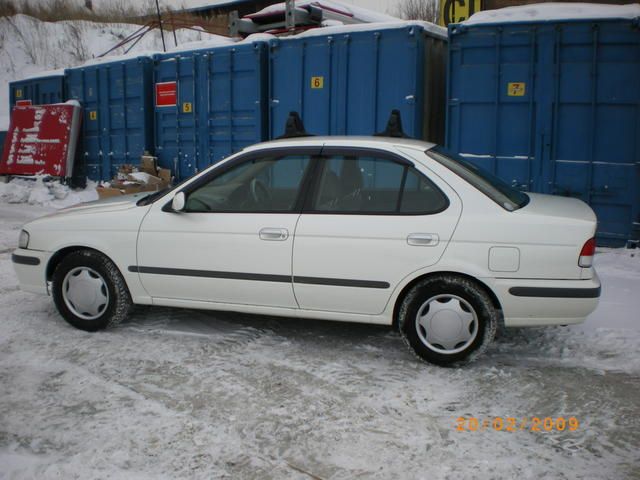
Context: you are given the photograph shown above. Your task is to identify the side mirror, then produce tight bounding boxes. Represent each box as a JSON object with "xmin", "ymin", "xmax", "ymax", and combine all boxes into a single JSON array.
[{"xmin": 172, "ymin": 191, "xmax": 186, "ymax": 212}]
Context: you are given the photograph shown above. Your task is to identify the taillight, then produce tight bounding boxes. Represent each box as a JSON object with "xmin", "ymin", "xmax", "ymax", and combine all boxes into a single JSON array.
[{"xmin": 578, "ymin": 238, "xmax": 596, "ymax": 267}]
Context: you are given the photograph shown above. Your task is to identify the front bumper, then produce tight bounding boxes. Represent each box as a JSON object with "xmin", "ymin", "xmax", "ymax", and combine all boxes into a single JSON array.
[
  {"xmin": 12, "ymin": 248, "xmax": 50, "ymax": 295},
  {"xmin": 493, "ymin": 271, "xmax": 601, "ymax": 327}
]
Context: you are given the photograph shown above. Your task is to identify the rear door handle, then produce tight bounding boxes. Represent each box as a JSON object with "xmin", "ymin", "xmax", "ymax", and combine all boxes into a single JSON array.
[
  {"xmin": 407, "ymin": 233, "xmax": 439, "ymax": 246},
  {"xmin": 259, "ymin": 228, "xmax": 289, "ymax": 241}
]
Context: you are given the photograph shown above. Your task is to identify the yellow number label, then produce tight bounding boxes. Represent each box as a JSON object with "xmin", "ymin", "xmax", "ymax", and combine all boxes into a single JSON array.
[
  {"xmin": 15, "ymin": 89, "xmax": 23, "ymax": 98},
  {"xmin": 182, "ymin": 102, "xmax": 193, "ymax": 113},
  {"xmin": 310, "ymin": 76, "xmax": 324, "ymax": 89},
  {"xmin": 89, "ymin": 111, "xmax": 97, "ymax": 121},
  {"xmin": 507, "ymin": 82, "xmax": 526, "ymax": 96}
]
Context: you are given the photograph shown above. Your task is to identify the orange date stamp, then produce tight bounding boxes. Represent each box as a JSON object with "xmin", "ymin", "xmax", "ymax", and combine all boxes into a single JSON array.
[{"xmin": 455, "ymin": 416, "xmax": 580, "ymax": 432}]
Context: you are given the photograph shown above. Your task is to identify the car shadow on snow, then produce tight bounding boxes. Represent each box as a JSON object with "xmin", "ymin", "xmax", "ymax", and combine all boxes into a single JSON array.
[{"xmin": 118, "ymin": 305, "xmax": 575, "ymax": 368}]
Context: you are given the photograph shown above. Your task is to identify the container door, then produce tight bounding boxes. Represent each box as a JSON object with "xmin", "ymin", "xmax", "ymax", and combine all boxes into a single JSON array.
[
  {"xmin": 270, "ymin": 27, "xmax": 424, "ymax": 140},
  {"xmin": 447, "ymin": 25, "xmax": 541, "ymax": 192},
  {"xmin": 79, "ymin": 69, "xmax": 104, "ymax": 180},
  {"xmin": 542, "ymin": 22, "xmax": 640, "ymax": 244},
  {"xmin": 269, "ymin": 37, "xmax": 333, "ymax": 137},
  {"xmin": 154, "ymin": 55, "xmax": 198, "ymax": 180},
  {"xmin": 336, "ymin": 26, "xmax": 423, "ymax": 137},
  {"xmin": 103, "ymin": 60, "xmax": 152, "ymax": 178},
  {"xmin": 176, "ymin": 55, "xmax": 198, "ymax": 180},
  {"xmin": 200, "ymin": 44, "xmax": 266, "ymax": 172}
]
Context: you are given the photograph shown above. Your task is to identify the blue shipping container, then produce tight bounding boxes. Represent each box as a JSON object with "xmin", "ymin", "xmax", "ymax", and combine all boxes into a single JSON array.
[
  {"xmin": 154, "ymin": 41, "xmax": 268, "ymax": 180},
  {"xmin": 268, "ymin": 23, "xmax": 447, "ymax": 143},
  {"xmin": 66, "ymin": 56, "xmax": 155, "ymax": 181},
  {"xmin": 446, "ymin": 17, "xmax": 640, "ymax": 244},
  {"xmin": 9, "ymin": 73, "xmax": 66, "ymax": 109}
]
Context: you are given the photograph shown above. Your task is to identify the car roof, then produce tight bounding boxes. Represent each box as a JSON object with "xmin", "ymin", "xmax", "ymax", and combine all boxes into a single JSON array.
[{"xmin": 243, "ymin": 135, "xmax": 437, "ymax": 152}]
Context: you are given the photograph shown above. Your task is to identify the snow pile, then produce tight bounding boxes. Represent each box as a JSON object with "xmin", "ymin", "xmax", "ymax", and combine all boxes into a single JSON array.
[
  {"xmin": 464, "ymin": 3, "xmax": 640, "ymax": 25},
  {"xmin": 0, "ymin": 177, "xmax": 98, "ymax": 208}
]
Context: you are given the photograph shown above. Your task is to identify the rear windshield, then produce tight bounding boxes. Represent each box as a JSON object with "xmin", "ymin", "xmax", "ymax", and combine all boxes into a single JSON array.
[{"xmin": 427, "ymin": 147, "xmax": 529, "ymax": 211}]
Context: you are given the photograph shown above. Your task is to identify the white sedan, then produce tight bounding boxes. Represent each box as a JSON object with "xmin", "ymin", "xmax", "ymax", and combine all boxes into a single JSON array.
[{"xmin": 12, "ymin": 136, "xmax": 600, "ymax": 365}]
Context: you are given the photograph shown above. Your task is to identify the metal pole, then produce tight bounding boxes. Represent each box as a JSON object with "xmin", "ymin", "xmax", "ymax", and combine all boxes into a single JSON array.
[
  {"xmin": 155, "ymin": 0, "xmax": 167, "ymax": 52},
  {"xmin": 170, "ymin": 12, "xmax": 178, "ymax": 47},
  {"xmin": 285, "ymin": 0, "xmax": 295, "ymax": 32}
]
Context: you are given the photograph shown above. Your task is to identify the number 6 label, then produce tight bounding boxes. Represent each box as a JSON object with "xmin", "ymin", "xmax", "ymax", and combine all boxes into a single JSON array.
[{"xmin": 310, "ymin": 76, "xmax": 324, "ymax": 89}]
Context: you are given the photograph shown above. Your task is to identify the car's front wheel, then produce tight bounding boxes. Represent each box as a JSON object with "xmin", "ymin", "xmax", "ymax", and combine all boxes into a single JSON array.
[
  {"xmin": 398, "ymin": 275, "xmax": 498, "ymax": 366},
  {"xmin": 52, "ymin": 250, "xmax": 133, "ymax": 331}
]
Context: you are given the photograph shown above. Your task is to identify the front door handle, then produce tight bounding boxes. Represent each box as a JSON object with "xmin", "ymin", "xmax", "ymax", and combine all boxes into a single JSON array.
[
  {"xmin": 259, "ymin": 228, "xmax": 289, "ymax": 241},
  {"xmin": 407, "ymin": 233, "xmax": 439, "ymax": 246}
]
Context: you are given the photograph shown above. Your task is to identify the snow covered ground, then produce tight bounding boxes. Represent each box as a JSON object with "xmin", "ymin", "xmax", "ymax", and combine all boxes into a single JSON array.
[{"xmin": 0, "ymin": 183, "xmax": 639, "ymax": 479}]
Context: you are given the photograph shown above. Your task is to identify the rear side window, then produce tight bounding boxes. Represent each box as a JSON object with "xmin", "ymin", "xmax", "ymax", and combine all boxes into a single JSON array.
[
  {"xmin": 311, "ymin": 155, "xmax": 448, "ymax": 215},
  {"xmin": 427, "ymin": 147, "xmax": 529, "ymax": 211}
]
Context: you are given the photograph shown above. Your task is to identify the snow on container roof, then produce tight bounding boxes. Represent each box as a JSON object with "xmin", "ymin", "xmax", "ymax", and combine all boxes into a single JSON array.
[
  {"xmin": 462, "ymin": 2, "xmax": 640, "ymax": 26},
  {"xmin": 167, "ymin": 35, "xmax": 236, "ymax": 53},
  {"xmin": 77, "ymin": 51, "xmax": 160, "ymax": 68},
  {"xmin": 13, "ymin": 68, "xmax": 66, "ymax": 82},
  {"xmin": 294, "ymin": 20, "xmax": 447, "ymax": 40},
  {"xmin": 162, "ymin": 33, "xmax": 274, "ymax": 55}
]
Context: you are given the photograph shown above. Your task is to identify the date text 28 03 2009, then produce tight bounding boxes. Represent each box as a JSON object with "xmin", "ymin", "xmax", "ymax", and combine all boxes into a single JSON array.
[{"xmin": 455, "ymin": 417, "xmax": 580, "ymax": 432}]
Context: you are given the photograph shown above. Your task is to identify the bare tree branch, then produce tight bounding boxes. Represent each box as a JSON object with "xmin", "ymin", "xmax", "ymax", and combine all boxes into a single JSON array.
[{"xmin": 395, "ymin": 0, "xmax": 439, "ymax": 24}]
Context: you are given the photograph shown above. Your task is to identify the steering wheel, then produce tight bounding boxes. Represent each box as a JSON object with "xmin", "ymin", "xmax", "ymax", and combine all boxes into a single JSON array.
[{"xmin": 249, "ymin": 179, "xmax": 271, "ymax": 206}]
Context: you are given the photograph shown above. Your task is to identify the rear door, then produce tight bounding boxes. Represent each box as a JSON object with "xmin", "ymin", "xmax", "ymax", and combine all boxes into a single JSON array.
[{"xmin": 292, "ymin": 147, "xmax": 462, "ymax": 315}]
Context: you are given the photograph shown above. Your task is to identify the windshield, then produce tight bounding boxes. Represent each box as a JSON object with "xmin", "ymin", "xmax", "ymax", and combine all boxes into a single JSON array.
[{"xmin": 427, "ymin": 147, "xmax": 529, "ymax": 211}]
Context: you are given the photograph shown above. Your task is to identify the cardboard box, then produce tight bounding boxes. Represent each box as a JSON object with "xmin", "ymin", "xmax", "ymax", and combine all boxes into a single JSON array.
[
  {"xmin": 96, "ymin": 159, "xmax": 171, "ymax": 199},
  {"xmin": 157, "ymin": 168, "xmax": 172, "ymax": 184},
  {"xmin": 140, "ymin": 155, "xmax": 158, "ymax": 175},
  {"xmin": 96, "ymin": 182, "xmax": 166, "ymax": 199}
]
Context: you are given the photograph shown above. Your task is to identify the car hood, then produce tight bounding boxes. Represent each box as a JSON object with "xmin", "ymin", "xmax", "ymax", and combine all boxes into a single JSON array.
[
  {"xmin": 54, "ymin": 192, "xmax": 148, "ymax": 217},
  {"xmin": 516, "ymin": 193, "xmax": 596, "ymax": 224},
  {"xmin": 25, "ymin": 193, "xmax": 149, "ymax": 230}
]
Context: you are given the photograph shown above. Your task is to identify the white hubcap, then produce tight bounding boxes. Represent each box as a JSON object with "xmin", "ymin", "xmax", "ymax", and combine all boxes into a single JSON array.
[
  {"xmin": 415, "ymin": 294, "xmax": 478, "ymax": 354},
  {"xmin": 62, "ymin": 267, "xmax": 109, "ymax": 320}
]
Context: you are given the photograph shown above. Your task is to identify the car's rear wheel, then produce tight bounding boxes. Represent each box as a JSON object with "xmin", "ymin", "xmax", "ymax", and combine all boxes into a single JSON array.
[
  {"xmin": 52, "ymin": 250, "xmax": 133, "ymax": 331},
  {"xmin": 398, "ymin": 274, "xmax": 498, "ymax": 366}
]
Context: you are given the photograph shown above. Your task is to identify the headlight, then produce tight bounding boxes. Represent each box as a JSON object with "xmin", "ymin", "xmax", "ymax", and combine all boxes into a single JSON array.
[{"xmin": 19, "ymin": 230, "xmax": 30, "ymax": 249}]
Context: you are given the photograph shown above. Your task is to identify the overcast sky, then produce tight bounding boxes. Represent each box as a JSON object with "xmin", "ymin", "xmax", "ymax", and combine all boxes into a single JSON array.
[{"xmin": 332, "ymin": 0, "xmax": 400, "ymax": 16}]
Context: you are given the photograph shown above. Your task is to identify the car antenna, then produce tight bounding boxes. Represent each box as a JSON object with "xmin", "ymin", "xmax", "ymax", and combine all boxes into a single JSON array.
[
  {"xmin": 277, "ymin": 111, "xmax": 314, "ymax": 139},
  {"xmin": 374, "ymin": 109, "xmax": 410, "ymax": 138}
]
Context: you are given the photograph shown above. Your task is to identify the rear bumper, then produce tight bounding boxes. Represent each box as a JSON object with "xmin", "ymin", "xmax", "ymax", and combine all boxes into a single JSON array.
[
  {"xmin": 493, "ymin": 272, "xmax": 601, "ymax": 327},
  {"xmin": 12, "ymin": 249, "xmax": 50, "ymax": 295}
]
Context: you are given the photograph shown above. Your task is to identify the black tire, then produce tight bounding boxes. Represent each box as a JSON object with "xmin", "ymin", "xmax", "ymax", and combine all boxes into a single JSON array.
[
  {"xmin": 52, "ymin": 250, "xmax": 133, "ymax": 332},
  {"xmin": 398, "ymin": 274, "xmax": 498, "ymax": 366}
]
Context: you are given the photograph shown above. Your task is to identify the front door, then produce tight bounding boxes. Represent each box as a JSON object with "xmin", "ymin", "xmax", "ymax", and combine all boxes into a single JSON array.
[{"xmin": 136, "ymin": 150, "xmax": 315, "ymax": 308}]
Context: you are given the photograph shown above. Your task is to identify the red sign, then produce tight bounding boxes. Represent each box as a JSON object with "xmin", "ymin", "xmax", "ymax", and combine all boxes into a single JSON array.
[
  {"xmin": 16, "ymin": 99, "xmax": 32, "ymax": 106},
  {"xmin": 0, "ymin": 103, "xmax": 81, "ymax": 178},
  {"xmin": 155, "ymin": 81, "xmax": 177, "ymax": 107}
]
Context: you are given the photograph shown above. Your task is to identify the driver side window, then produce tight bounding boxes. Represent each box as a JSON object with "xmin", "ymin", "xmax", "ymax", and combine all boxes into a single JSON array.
[{"xmin": 185, "ymin": 155, "xmax": 311, "ymax": 213}]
